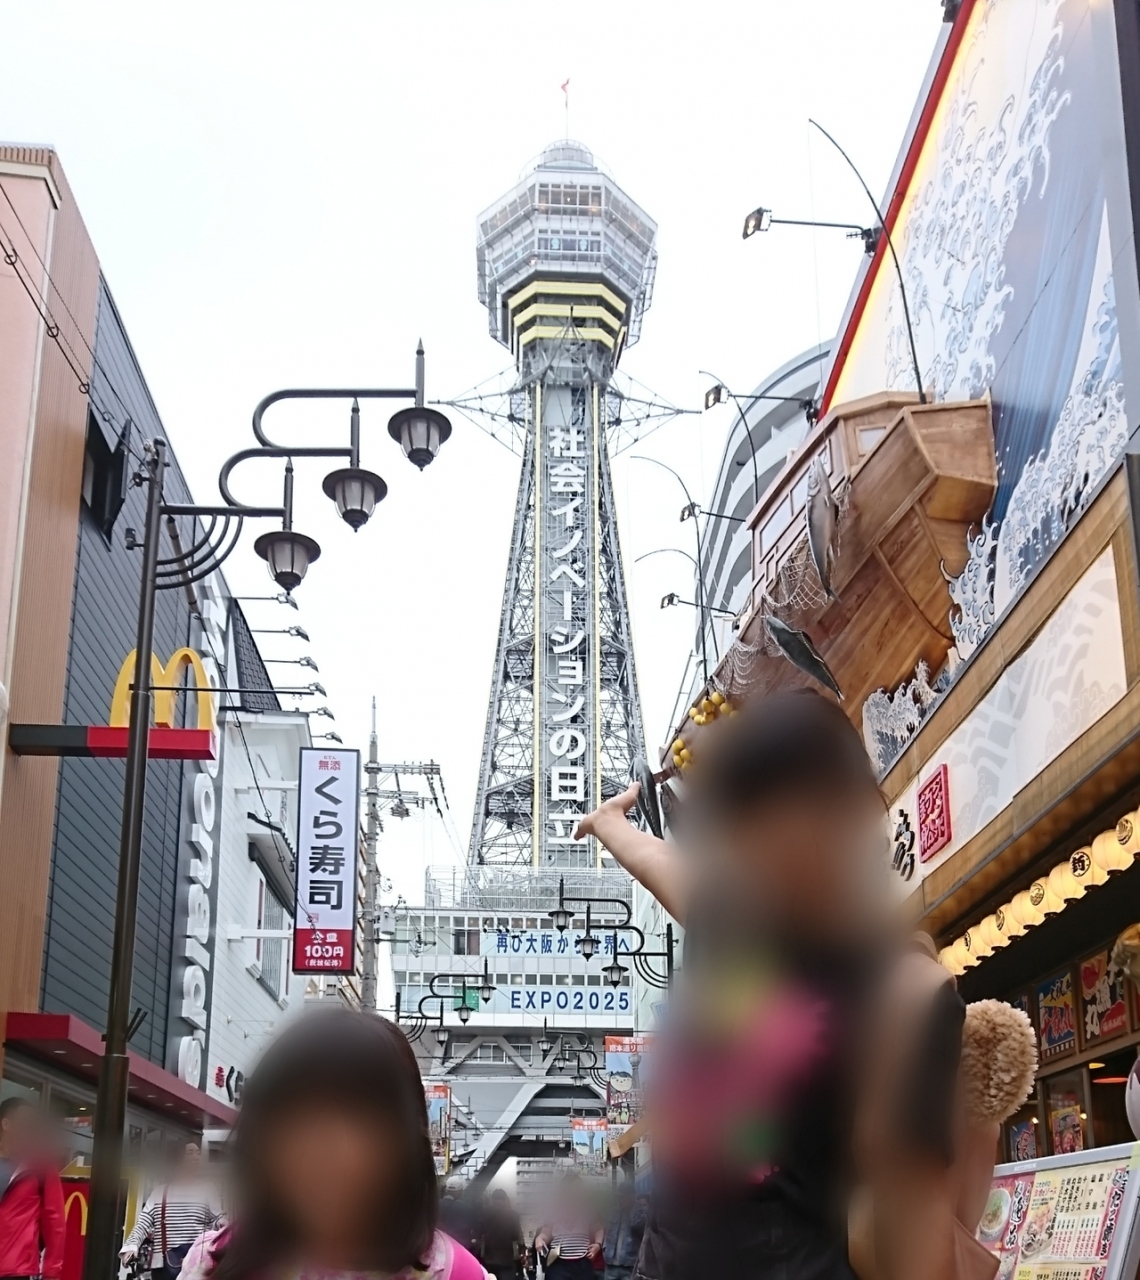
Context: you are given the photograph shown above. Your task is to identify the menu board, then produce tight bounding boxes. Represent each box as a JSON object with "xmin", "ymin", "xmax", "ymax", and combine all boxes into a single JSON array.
[
  {"xmin": 1038, "ymin": 971, "xmax": 1078, "ymax": 1061},
  {"xmin": 977, "ymin": 1144, "xmax": 1140, "ymax": 1280},
  {"xmin": 1080, "ymin": 952, "xmax": 1129, "ymax": 1047}
]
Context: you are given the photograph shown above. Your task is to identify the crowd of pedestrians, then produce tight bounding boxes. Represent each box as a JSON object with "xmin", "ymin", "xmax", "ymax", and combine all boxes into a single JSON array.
[{"xmin": 0, "ymin": 692, "xmax": 1033, "ymax": 1280}]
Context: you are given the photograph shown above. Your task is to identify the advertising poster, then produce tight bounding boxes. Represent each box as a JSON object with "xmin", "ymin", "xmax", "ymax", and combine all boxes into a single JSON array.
[
  {"xmin": 605, "ymin": 1035, "xmax": 649, "ymax": 1129},
  {"xmin": 1010, "ymin": 1121, "xmax": 1039, "ymax": 1163},
  {"xmin": 977, "ymin": 1155, "xmax": 1133, "ymax": 1277},
  {"xmin": 1037, "ymin": 972, "xmax": 1077, "ymax": 1062},
  {"xmin": 425, "ymin": 1084, "xmax": 451, "ymax": 1175},
  {"xmin": 570, "ymin": 1117, "xmax": 608, "ymax": 1172},
  {"xmin": 1080, "ymin": 953, "xmax": 1129, "ymax": 1047},
  {"xmin": 1050, "ymin": 1096, "xmax": 1085, "ymax": 1157},
  {"xmin": 293, "ymin": 748, "xmax": 360, "ymax": 974}
]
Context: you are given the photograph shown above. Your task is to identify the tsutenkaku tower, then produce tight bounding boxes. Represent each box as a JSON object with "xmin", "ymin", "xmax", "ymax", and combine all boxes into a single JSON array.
[{"xmin": 469, "ymin": 141, "xmax": 657, "ymax": 870}]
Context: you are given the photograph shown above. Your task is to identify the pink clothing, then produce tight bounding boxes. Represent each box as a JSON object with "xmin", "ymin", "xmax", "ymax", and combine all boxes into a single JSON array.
[{"xmin": 179, "ymin": 1228, "xmax": 487, "ymax": 1280}]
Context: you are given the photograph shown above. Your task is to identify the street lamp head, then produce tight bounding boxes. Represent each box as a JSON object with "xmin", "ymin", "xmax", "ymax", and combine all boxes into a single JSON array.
[
  {"xmin": 312, "ymin": 706, "xmax": 336, "ymax": 720},
  {"xmin": 602, "ymin": 957, "xmax": 627, "ymax": 988},
  {"xmin": 434, "ymin": 1024, "xmax": 448, "ymax": 1046},
  {"xmin": 387, "ymin": 406, "xmax": 453, "ymax": 470},
  {"xmin": 742, "ymin": 207, "xmax": 773, "ymax": 239},
  {"xmin": 321, "ymin": 467, "xmax": 388, "ymax": 531},
  {"xmin": 704, "ymin": 384, "xmax": 727, "ymax": 411},
  {"xmin": 679, "ymin": 502, "xmax": 699, "ymax": 522},
  {"xmin": 298, "ymin": 656, "xmax": 319, "ymax": 671},
  {"xmin": 315, "ymin": 732, "xmax": 343, "ymax": 744},
  {"xmin": 551, "ymin": 904, "xmax": 572, "ymax": 933},
  {"xmin": 456, "ymin": 1002, "xmax": 471, "ymax": 1025},
  {"xmin": 479, "ymin": 962, "xmax": 495, "ymax": 1004},
  {"xmin": 579, "ymin": 933, "xmax": 597, "ymax": 961},
  {"xmin": 288, "ymin": 626, "xmax": 310, "ymax": 641},
  {"xmin": 307, "ymin": 682, "xmax": 327, "ymax": 697},
  {"xmin": 660, "ymin": 593, "xmax": 679, "ymax": 610},
  {"xmin": 253, "ymin": 529, "xmax": 322, "ymax": 593}
]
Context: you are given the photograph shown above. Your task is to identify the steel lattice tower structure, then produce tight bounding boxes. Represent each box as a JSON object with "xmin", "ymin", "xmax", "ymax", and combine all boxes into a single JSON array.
[{"xmin": 469, "ymin": 141, "xmax": 657, "ymax": 871}]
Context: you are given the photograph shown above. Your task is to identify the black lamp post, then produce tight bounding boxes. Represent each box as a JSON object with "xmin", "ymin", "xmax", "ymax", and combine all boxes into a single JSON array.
[
  {"xmin": 746, "ymin": 120, "xmax": 927, "ymax": 407},
  {"xmin": 479, "ymin": 959, "xmax": 495, "ymax": 1004},
  {"xmin": 83, "ymin": 346, "xmax": 451, "ymax": 1280},
  {"xmin": 741, "ymin": 206, "xmax": 880, "ymax": 255},
  {"xmin": 631, "ymin": 456, "xmax": 712, "ymax": 683},
  {"xmin": 601, "ymin": 933, "xmax": 629, "ymax": 988},
  {"xmin": 699, "ymin": 373, "xmax": 821, "ymax": 510}
]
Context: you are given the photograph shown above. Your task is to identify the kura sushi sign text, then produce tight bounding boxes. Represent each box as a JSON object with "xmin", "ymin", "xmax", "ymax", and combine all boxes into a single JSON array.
[{"xmin": 293, "ymin": 748, "xmax": 360, "ymax": 974}]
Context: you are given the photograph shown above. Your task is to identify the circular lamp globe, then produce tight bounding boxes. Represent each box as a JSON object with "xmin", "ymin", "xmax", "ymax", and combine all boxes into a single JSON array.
[
  {"xmin": 253, "ymin": 529, "xmax": 321, "ymax": 592},
  {"xmin": 388, "ymin": 406, "xmax": 453, "ymax": 470},
  {"xmin": 322, "ymin": 467, "xmax": 388, "ymax": 531}
]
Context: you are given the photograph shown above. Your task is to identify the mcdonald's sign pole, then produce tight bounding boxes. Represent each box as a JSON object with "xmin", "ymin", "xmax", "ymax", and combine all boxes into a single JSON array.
[{"xmin": 85, "ymin": 441, "xmax": 166, "ymax": 1280}]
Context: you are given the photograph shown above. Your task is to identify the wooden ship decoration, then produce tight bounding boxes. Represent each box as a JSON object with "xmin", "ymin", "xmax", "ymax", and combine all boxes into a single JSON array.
[{"xmin": 663, "ymin": 390, "xmax": 997, "ymax": 777}]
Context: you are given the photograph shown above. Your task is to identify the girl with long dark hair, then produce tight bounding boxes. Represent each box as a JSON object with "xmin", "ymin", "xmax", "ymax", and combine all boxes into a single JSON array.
[{"xmin": 180, "ymin": 1009, "xmax": 486, "ymax": 1280}]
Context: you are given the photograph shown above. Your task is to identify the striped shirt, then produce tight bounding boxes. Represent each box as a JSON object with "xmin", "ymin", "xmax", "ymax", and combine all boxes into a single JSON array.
[
  {"xmin": 125, "ymin": 1184, "xmax": 221, "ymax": 1255},
  {"xmin": 545, "ymin": 1224, "xmax": 594, "ymax": 1262}
]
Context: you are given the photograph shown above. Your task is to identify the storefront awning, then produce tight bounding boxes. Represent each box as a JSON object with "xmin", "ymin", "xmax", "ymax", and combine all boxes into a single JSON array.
[{"xmin": 3, "ymin": 1012, "xmax": 237, "ymax": 1129}]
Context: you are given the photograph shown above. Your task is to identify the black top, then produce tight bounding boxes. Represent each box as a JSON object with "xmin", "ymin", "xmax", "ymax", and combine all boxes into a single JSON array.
[
  {"xmin": 482, "ymin": 1206, "xmax": 522, "ymax": 1269},
  {"xmin": 636, "ymin": 909, "xmax": 963, "ymax": 1280}
]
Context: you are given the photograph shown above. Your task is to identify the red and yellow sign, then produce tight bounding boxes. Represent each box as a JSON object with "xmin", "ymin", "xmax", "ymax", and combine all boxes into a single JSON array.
[{"xmin": 9, "ymin": 647, "xmax": 217, "ymax": 761}]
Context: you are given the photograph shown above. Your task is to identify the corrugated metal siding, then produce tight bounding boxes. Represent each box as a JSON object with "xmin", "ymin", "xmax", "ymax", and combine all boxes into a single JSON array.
[
  {"xmin": 40, "ymin": 277, "xmax": 201, "ymax": 1066},
  {"xmin": 0, "ymin": 151, "xmax": 99, "ymax": 1016}
]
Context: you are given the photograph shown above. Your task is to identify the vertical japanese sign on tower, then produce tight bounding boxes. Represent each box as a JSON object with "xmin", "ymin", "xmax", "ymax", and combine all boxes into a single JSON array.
[
  {"xmin": 293, "ymin": 747, "xmax": 361, "ymax": 974},
  {"xmin": 538, "ymin": 383, "xmax": 599, "ymax": 869}
]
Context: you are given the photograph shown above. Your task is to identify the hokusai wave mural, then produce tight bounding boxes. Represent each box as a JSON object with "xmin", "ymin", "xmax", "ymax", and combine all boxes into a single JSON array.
[{"xmin": 846, "ymin": 0, "xmax": 1139, "ymax": 773}]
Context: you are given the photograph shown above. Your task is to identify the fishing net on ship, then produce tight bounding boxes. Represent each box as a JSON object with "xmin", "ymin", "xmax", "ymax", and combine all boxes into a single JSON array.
[{"xmin": 719, "ymin": 486, "xmax": 850, "ymax": 701}]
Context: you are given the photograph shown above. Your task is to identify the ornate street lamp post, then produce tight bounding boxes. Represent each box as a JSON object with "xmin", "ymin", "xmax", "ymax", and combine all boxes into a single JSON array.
[{"xmin": 84, "ymin": 346, "xmax": 450, "ymax": 1280}]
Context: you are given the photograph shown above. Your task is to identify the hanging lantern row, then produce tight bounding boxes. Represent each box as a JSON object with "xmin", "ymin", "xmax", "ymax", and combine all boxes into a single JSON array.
[{"xmin": 940, "ymin": 811, "xmax": 1140, "ymax": 975}]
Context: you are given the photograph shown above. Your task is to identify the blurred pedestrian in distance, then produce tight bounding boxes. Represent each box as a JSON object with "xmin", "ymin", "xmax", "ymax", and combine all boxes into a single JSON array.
[
  {"xmin": 0, "ymin": 1096, "xmax": 65, "ymax": 1280},
  {"xmin": 481, "ymin": 1188, "xmax": 523, "ymax": 1279},
  {"xmin": 602, "ymin": 1183, "xmax": 644, "ymax": 1280},
  {"xmin": 576, "ymin": 690, "xmax": 970, "ymax": 1279},
  {"xmin": 178, "ymin": 1009, "xmax": 488, "ymax": 1280},
  {"xmin": 121, "ymin": 1142, "xmax": 221, "ymax": 1280},
  {"xmin": 534, "ymin": 1172, "xmax": 603, "ymax": 1280},
  {"xmin": 438, "ymin": 1177, "xmax": 483, "ymax": 1263}
]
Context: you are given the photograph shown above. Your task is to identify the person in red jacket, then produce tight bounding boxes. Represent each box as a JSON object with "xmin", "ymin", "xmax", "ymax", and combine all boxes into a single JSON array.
[{"xmin": 0, "ymin": 1096, "xmax": 65, "ymax": 1280}]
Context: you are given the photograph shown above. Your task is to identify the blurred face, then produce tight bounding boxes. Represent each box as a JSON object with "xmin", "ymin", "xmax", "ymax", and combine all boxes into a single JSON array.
[
  {"xmin": 0, "ymin": 1103, "xmax": 37, "ymax": 1158},
  {"xmin": 259, "ymin": 1104, "xmax": 402, "ymax": 1266},
  {"xmin": 181, "ymin": 1142, "xmax": 201, "ymax": 1173},
  {"xmin": 709, "ymin": 789, "xmax": 888, "ymax": 937}
]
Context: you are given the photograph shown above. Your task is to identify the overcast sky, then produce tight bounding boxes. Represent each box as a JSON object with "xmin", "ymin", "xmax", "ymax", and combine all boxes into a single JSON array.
[{"xmin": 2, "ymin": 0, "xmax": 944, "ymax": 901}]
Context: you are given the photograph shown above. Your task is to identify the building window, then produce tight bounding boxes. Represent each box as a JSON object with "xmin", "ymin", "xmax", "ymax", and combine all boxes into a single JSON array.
[
  {"xmin": 452, "ymin": 927, "xmax": 480, "ymax": 955},
  {"xmin": 256, "ymin": 877, "xmax": 287, "ymax": 1001}
]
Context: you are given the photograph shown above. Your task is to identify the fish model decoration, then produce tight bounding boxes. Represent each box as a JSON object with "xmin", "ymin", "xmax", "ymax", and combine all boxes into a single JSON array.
[
  {"xmin": 630, "ymin": 755, "xmax": 663, "ymax": 840},
  {"xmin": 806, "ymin": 455, "xmax": 840, "ymax": 602},
  {"xmin": 764, "ymin": 614, "xmax": 844, "ymax": 701}
]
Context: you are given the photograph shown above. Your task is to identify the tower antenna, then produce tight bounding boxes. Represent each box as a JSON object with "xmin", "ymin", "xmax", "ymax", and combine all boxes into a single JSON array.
[{"xmin": 561, "ymin": 78, "xmax": 570, "ymax": 139}]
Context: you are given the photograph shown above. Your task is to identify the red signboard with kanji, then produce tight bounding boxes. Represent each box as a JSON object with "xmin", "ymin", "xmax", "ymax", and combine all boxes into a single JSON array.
[{"xmin": 918, "ymin": 763, "xmax": 952, "ymax": 863}]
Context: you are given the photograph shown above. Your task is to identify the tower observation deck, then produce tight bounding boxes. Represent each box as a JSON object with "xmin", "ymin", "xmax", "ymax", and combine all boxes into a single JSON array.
[{"xmin": 468, "ymin": 141, "xmax": 657, "ymax": 873}]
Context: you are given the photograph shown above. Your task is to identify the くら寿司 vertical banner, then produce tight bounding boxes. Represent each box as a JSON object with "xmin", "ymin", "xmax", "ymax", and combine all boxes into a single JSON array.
[{"xmin": 293, "ymin": 748, "xmax": 360, "ymax": 974}]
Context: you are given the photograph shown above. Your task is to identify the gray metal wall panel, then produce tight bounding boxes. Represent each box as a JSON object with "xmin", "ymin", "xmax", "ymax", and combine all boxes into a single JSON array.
[{"xmin": 41, "ymin": 278, "xmax": 198, "ymax": 1067}]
